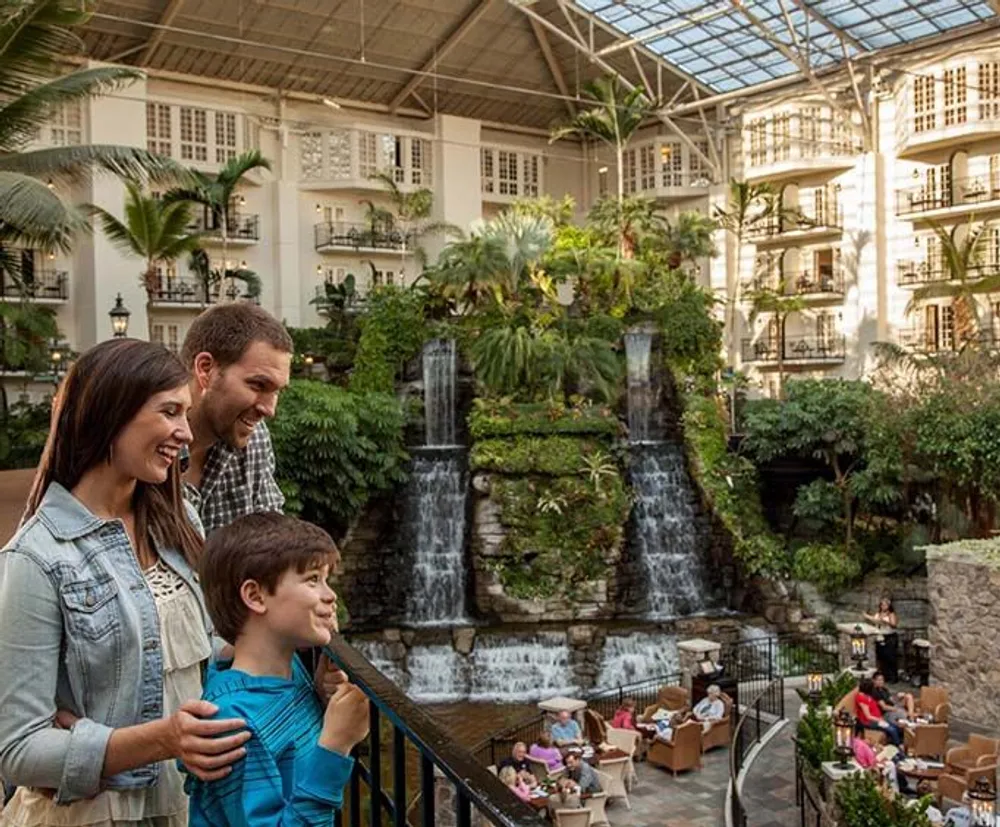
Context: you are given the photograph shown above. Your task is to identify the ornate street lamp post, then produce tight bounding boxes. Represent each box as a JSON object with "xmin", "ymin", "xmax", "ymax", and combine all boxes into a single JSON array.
[
  {"xmin": 109, "ymin": 293, "xmax": 131, "ymax": 338},
  {"xmin": 833, "ymin": 709, "xmax": 855, "ymax": 770},
  {"xmin": 969, "ymin": 777, "xmax": 997, "ymax": 826}
]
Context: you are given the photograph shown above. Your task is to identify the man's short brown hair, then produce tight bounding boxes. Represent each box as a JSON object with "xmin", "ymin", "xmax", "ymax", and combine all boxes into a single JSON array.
[
  {"xmin": 181, "ymin": 303, "xmax": 293, "ymax": 369},
  {"xmin": 199, "ymin": 512, "xmax": 340, "ymax": 644}
]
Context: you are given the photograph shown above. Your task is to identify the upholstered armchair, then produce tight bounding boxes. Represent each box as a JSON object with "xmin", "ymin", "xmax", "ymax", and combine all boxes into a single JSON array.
[
  {"xmin": 945, "ymin": 734, "xmax": 998, "ymax": 777},
  {"xmin": 554, "ymin": 808, "xmax": 593, "ymax": 827},
  {"xmin": 938, "ymin": 758, "xmax": 998, "ymax": 812},
  {"xmin": 700, "ymin": 693, "xmax": 734, "ymax": 752},
  {"xmin": 640, "ymin": 686, "xmax": 690, "ymax": 723},
  {"xmin": 902, "ymin": 723, "xmax": 949, "ymax": 759},
  {"xmin": 914, "ymin": 686, "xmax": 951, "ymax": 723},
  {"xmin": 526, "ymin": 753, "xmax": 564, "ymax": 781},
  {"xmin": 647, "ymin": 720, "xmax": 703, "ymax": 775}
]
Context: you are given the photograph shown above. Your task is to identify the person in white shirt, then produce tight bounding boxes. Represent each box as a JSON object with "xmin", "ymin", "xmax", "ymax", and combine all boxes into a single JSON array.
[{"xmin": 692, "ymin": 685, "xmax": 726, "ymax": 733}]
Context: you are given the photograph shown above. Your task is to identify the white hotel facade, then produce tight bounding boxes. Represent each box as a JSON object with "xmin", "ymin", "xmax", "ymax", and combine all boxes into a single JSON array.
[{"xmin": 12, "ymin": 19, "xmax": 1000, "ymax": 400}]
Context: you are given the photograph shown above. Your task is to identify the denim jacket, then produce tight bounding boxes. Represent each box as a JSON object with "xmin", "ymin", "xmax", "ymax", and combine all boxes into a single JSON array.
[{"xmin": 0, "ymin": 482, "xmax": 211, "ymax": 804}]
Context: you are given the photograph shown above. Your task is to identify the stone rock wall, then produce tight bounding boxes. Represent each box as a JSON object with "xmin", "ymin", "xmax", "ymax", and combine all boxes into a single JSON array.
[
  {"xmin": 793, "ymin": 574, "xmax": 930, "ymax": 630},
  {"xmin": 927, "ymin": 544, "xmax": 1000, "ymax": 730}
]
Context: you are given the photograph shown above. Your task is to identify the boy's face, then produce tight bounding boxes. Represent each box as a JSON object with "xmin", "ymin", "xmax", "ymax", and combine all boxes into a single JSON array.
[{"xmin": 262, "ymin": 561, "xmax": 337, "ymax": 648}]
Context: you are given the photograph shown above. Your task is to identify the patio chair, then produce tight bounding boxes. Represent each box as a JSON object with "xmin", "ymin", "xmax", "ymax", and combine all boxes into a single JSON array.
[
  {"xmin": 583, "ymin": 709, "xmax": 607, "ymax": 744},
  {"xmin": 554, "ymin": 808, "xmax": 592, "ymax": 827},
  {"xmin": 647, "ymin": 720, "xmax": 703, "ymax": 776},
  {"xmin": 700, "ymin": 693, "xmax": 734, "ymax": 752},
  {"xmin": 914, "ymin": 686, "xmax": 951, "ymax": 723},
  {"xmin": 526, "ymin": 753, "xmax": 564, "ymax": 781},
  {"xmin": 640, "ymin": 686, "xmax": 688, "ymax": 723},
  {"xmin": 601, "ymin": 726, "xmax": 640, "ymax": 789},
  {"xmin": 945, "ymin": 734, "xmax": 998, "ymax": 777},
  {"xmin": 594, "ymin": 756, "xmax": 630, "ymax": 810},
  {"xmin": 902, "ymin": 723, "xmax": 949, "ymax": 759},
  {"xmin": 582, "ymin": 790, "xmax": 609, "ymax": 827},
  {"xmin": 938, "ymin": 758, "xmax": 998, "ymax": 813}
]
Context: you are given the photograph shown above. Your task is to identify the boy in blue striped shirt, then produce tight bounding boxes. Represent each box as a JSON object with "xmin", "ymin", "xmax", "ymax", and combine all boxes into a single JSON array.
[{"xmin": 187, "ymin": 513, "xmax": 369, "ymax": 826}]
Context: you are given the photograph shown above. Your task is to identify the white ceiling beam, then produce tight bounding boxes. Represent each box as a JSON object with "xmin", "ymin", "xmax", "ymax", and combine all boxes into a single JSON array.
[
  {"xmin": 135, "ymin": 0, "xmax": 186, "ymax": 67},
  {"xmin": 596, "ymin": 7, "xmax": 731, "ymax": 58},
  {"xmin": 389, "ymin": 0, "xmax": 494, "ymax": 113},
  {"xmin": 528, "ymin": 17, "xmax": 576, "ymax": 117},
  {"xmin": 793, "ymin": 0, "xmax": 867, "ymax": 53}
]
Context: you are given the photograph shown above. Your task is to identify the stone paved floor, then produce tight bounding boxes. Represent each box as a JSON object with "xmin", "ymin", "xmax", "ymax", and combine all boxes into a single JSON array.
[{"xmin": 740, "ymin": 689, "xmax": 801, "ymax": 827}]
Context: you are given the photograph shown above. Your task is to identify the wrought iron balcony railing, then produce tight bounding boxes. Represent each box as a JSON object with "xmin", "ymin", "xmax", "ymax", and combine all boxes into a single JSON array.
[
  {"xmin": 0, "ymin": 269, "xmax": 68, "ymax": 301},
  {"xmin": 189, "ymin": 212, "xmax": 260, "ymax": 241},
  {"xmin": 742, "ymin": 334, "xmax": 846, "ymax": 363},
  {"xmin": 149, "ymin": 277, "xmax": 257, "ymax": 305},
  {"xmin": 895, "ymin": 175, "xmax": 1000, "ymax": 217},
  {"xmin": 746, "ymin": 211, "xmax": 843, "ymax": 240},
  {"xmin": 314, "ymin": 221, "xmax": 412, "ymax": 252}
]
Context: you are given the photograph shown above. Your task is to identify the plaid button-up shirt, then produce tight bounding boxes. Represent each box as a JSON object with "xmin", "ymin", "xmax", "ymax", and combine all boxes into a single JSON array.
[{"xmin": 183, "ymin": 422, "xmax": 285, "ymax": 536}]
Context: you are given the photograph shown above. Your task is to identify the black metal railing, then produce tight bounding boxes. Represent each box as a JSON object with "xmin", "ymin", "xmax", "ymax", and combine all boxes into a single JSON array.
[
  {"xmin": 315, "ymin": 221, "xmax": 412, "ymax": 252},
  {"xmin": 149, "ymin": 277, "xmax": 257, "ymax": 306},
  {"xmin": 721, "ymin": 633, "xmax": 839, "ymax": 683},
  {"xmin": 0, "ymin": 269, "xmax": 68, "ymax": 300},
  {"xmin": 746, "ymin": 211, "xmax": 843, "ymax": 240},
  {"xmin": 794, "ymin": 741, "xmax": 824, "ymax": 827},
  {"xmin": 899, "ymin": 326, "xmax": 998, "ymax": 354},
  {"xmin": 728, "ymin": 676, "xmax": 786, "ymax": 827},
  {"xmin": 895, "ymin": 174, "xmax": 1000, "ymax": 217},
  {"xmin": 742, "ymin": 268, "xmax": 844, "ymax": 298},
  {"xmin": 190, "ymin": 212, "xmax": 261, "ymax": 241},
  {"xmin": 741, "ymin": 334, "xmax": 847, "ymax": 364},
  {"xmin": 896, "ymin": 259, "xmax": 950, "ymax": 286},
  {"xmin": 324, "ymin": 637, "xmax": 545, "ymax": 827},
  {"xmin": 469, "ymin": 672, "xmax": 684, "ymax": 767}
]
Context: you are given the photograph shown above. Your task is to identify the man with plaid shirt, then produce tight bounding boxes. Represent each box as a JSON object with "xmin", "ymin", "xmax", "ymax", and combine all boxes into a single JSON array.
[{"xmin": 180, "ymin": 303, "xmax": 293, "ymax": 535}]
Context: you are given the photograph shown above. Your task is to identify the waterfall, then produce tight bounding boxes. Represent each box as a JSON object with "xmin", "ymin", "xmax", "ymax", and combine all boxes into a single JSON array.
[
  {"xmin": 468, "ymin": 633, "xmax": 578, "ymax": 703},
  {"xmin": 624, "ymin": 328, "xmax": 654, "ymax": 443},
  {"xmin": 629, "ymin": 441, "xmax": 716, "ymax": 620},
  {"xmin": 401, "ymin": 450, "xmax": 468, "ymax": 627},
  {"xmin": 423, "ymin": 338, "xmax": 457, "ymax": 447},
  {"xmin": 596, "ymin": 632, "xmax": 680, "ymax": 688},
  {"xmin": 408, "ymin": 645, "xmax": 468, "ymax": 702}
]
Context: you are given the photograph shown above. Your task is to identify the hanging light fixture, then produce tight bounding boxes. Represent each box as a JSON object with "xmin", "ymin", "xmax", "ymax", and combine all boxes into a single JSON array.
[{"xmin": 109, "ymin": 294, "xmax": 131, "ymax": 338}]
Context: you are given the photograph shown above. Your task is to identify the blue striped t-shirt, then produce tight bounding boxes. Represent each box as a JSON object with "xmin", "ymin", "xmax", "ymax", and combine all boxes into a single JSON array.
[{"xmin": 187, "ymin": 656, "xmax": 354, "ymax": 826}]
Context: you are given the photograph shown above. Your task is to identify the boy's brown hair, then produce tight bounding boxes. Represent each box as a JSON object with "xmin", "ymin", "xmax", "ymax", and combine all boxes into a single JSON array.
[
  {"xmin": 181, "ymin": 303, "xmax": 292, "ymax": 370},
  {"xmin": 200, "ymin": 512, "xmax": 340, "ymax": 644}
]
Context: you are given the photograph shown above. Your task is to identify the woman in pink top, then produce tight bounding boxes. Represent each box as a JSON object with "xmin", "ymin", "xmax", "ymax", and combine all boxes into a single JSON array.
[
  {"xmin": 529, "ymin": 732, "xmax": 564, "ymax": 771},
  {"xmin": 498, "ymin": 766, "xmax": 532, "ymax": 802},
  {"xmin": 611, "ymin": 697, "xmax": 638, "ymax": 730}
]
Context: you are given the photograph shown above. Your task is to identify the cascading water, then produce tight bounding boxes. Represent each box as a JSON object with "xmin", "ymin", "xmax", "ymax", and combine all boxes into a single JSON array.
[
  {"xmin": 625, "ymin": 327, "xmax": 716, "ymax": 620},
  {"xmin": 408, "ymin": 645, "xmax": 468, "ymax": 702},
  {"xmin": 468, "ymin": 633, "xmax": 577, "ymax": 703},
  {"xmin": 402, "ymin": 339, "xmax": 468, "ymax": 627},
  {"xmin": 423, "ymin": 338, "xmax": 457, "ymax": 447},
  {"xmin": 596, "ymin": 632, "xmax": 680, "ymax": 687},
  {"xmin": 624, "ymin": 329, "xmax": 654, "ymax": 443}
]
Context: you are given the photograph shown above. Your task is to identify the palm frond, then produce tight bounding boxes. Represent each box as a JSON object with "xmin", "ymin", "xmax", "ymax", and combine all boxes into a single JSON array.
[
  {"xmin": 216, "ymin": 149, "xmax": 270, "ymax": 191},
  {"xmin": 0, "ymin": 0, "xmax": 90, "ymax": 100},
  {"xmin": 0, "ymin": 66, "xmax": 143, "ymax": 150},
  {"xmin": 0, "ymin": 170, "xmax": 84, "ymax": 250},
  {"xmin": 0, "ymin": 144, "xmax": 189, "ymax": 186}
]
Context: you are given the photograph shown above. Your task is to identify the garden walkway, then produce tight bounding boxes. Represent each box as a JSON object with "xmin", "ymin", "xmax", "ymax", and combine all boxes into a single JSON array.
[{"xmin": 739, "ymin": 687, "xmax": 802, "ymax": 827}]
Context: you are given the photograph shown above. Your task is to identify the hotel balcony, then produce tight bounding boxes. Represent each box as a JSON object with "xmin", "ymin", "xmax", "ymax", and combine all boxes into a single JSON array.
[
  {"xmin": 149, "ymin": 277, "xmax": 257, "ymax": 307},
  {"xmin": 299, "ymin": 127, "xmax": 432, "ymax": 193},
  {"xmin": 897, "ymin": 109, "xmax": 1000, "ymax": 159},
  {"xmin": 898, "ymin": 326, "xmax": 997, "ymax": 354},
  {"xmin": 742, "ymin": 267, "xmax": 845, "ymax": 302},
  {"xmin": 741, "ymin": 334, "xmax": 846, "ymax": 367},
  {"xmin": 618, "ymin": 137, "xmax": 718, "ymax": 202},
  {"xmin": 1, "ymin": 270, "xmax": 68, "ymax": 303},
  {"xmin": 895, "ymin": 175, "xmax": 1000, "ymax": 220},
  {"xmin": 897, "ymin": 260, "xmax": 1000, "ymax": 288},
  {"xmin": 314, "ymin": 221, "xmax": 412, "ymax": 253},
  {"xmin": 747, "ymin": 210, "xmax": 843, "ymax": 246},
  {"xmin": 189, "ymin": 212, "xmax": 260, "ymax": 244},
  {"xmin": 743, "ymin": 138, "xmax": 859, "ymax": 184}
]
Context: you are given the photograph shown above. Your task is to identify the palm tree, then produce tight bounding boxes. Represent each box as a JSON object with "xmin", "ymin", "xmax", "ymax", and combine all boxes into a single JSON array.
[
  {"xmin": 905, "ymin": 219, "xmax": 1000, "ymax": 347},
  {"xmin": 370, "ymin": 170, "xmax": 461, "ymax": 271},
  {"xmin": 550, "ymin": 75, "xmax": 655, "ymax": 258},
  {"xmin": 93, "ymin": 182, "xmax": 203, "ymax": 335},
  {"xmin": 0, "ymin": 0, "xmax": 182, "ymax": 253},
  {"xmin": 0, "ymin": 300, "xmax": 58, "ymax": 416},
  {"xmin": 663, "ymin": 211, "xmax": 718, "ymax": 270},
  {"xmin": 187, "ymin": 247, "xmax": 261, "ymax": 305},
  {"xmin": 166, "ymin": 149, "xmax": 271, "ymax": 285}
]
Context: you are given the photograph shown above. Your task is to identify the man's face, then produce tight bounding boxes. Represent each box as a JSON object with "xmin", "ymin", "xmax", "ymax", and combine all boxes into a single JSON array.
[
  {"xmin": 198, "ymin": 341, "xmax": 291, "ymax": 449},
  {"xmin": 873, "ymin": 675, "xmax": 885, "ymax": 690},
  {"xmin": 558, "ymin": 710, "xmax": 571, "ymax": 725},
  {"xmin": 565, "ymin": 753, "xmax": 579, "ymax": 769},
  {"xmin": 513, "ymin": 743, "xmax": 526, "ymax": 761}
]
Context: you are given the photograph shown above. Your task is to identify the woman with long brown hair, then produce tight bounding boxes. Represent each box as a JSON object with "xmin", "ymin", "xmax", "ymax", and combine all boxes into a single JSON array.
[{"xmin": 0, "ymin": 339, "xmax": 249, "ymax": 827}]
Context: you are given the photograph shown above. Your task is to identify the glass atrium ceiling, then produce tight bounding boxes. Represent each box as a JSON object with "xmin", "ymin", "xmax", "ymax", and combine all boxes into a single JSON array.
[{"xmin": 573, "ymin": 0, "xmax": 998, "ymax": 92}]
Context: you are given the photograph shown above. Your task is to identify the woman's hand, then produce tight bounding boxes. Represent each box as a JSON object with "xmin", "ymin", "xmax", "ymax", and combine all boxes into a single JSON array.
[{"xmin": 168, "ymin": 700, "xmax": 251, "ymax": 781}]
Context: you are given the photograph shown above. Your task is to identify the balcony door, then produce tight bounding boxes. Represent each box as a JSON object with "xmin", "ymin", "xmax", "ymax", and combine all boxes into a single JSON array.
[{"xmin": 816, "ymin": 313, "xmax": 836, "ymax": 351}]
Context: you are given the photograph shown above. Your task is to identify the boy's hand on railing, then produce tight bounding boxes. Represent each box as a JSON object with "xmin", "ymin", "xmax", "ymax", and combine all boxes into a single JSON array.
[
  {"xmin": 314, "ymin": 653, "xmax": 349, "ymax": 703},
  {"xmin": 319, "ymin": 683, "xmax": 370, "ymax": 757}
]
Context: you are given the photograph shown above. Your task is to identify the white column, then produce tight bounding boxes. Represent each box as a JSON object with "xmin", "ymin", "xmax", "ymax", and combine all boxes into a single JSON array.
[
  {"xmin": 77, "ymin": 65, "xmax": 150, "ymax": 346},
  {"xmin": 431, "ymin": 115, "xmax": 482, "ymax": 259},
  {"xmin": 272, "ymin": 180, "xmax": 301, "ymax": 327}
]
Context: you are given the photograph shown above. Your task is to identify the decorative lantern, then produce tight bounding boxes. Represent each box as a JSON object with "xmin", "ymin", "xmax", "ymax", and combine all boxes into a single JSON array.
[
  {"xmin": 806, "ymin": 667, "xmax": 823, "ymax": 705},
  {"xmin": 833, "ymin": 708, "xmax": 855, "ymax": 769},
  {"xmin": 969, "ymin": 777, "xmax": 997, "ymax": 826},
  {"xmin": 109, "ymin": 293, "xmax": 131, "ymax": 338},
  {"xmin": 850, "ymin": 625, "xmax": 867, "ymax": 672}
]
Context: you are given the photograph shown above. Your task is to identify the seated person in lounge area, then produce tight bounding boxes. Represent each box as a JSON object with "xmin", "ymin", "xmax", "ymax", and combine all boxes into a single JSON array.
[
  {"xmin": 498, "ymin": 765, "xmax": 532, "ymax": 803},
  {"xmin": 692, "ymin": 684, "xmax": 726, "ymax": 732},
  {"xmin": 546, "ymin": 777, "xmax": 582, "ymax": 817},
  {"xmin": 872, "ymin": 671, "xmax": 915, "ymax": 723},
  {"xmin": 565, "ymin": 752, "xmax": 602, "ymax": 795},
  {"xmin": 551, "ymin": 709, "xmax": 585, "ymax": 747},
  {"xmin": 529, "ymin": 732, "xmax": 565, "ymax": 771},
  {"xmin": 612, "ymin": 697, "xmax": 639, "ymax": 730},
  {"xmin": 856, "ymin": 678, "xmax": 904, "ymax": 747},
  {"xmin": 499, "ymin": 741, "xmax": 537, "ymax": 787}
]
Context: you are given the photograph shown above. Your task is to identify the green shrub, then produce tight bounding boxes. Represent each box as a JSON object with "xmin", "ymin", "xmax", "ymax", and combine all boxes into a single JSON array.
[
  {"xmin": 0, "ymin": 400, "xmax": 51, "ymax": 470},
  {"xmin": 488, "ymin": 473, "xmax": 632, "ymax": 600},
  {"xmin": 793, "ymin": 543, "xmax": 862, "ymax": 596},
  {"xmin": 924, "ymin": 536, "xmax": 1000, "ymax": 568},
  {"xmin": 470, "ymin": 437, "xmax": 604, "ymax": 475},
  {"xmin": 468, "ymin": 399, "xmax": 620, "ymax": 439},
  {"xmin": 795, "ymin": 670, "xmax": 857, "ymax": 709},
  {"xmin": 835, "ymin": 772, "xmax": 933, "ymax": 827},
  {"xmin": 349, "ymin": 286, "xmax": 427, "ymax": 393},
  {"xmin": 795, "ymin": 705, "xmax": 836, "ymax": 773},
  {"xmin": 270, "ymin": 379, "xmax": 409, "ymax": 536},
  {"xmin": 682, "ymin": 394, "xmax": 787, "ymax": 577}
]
